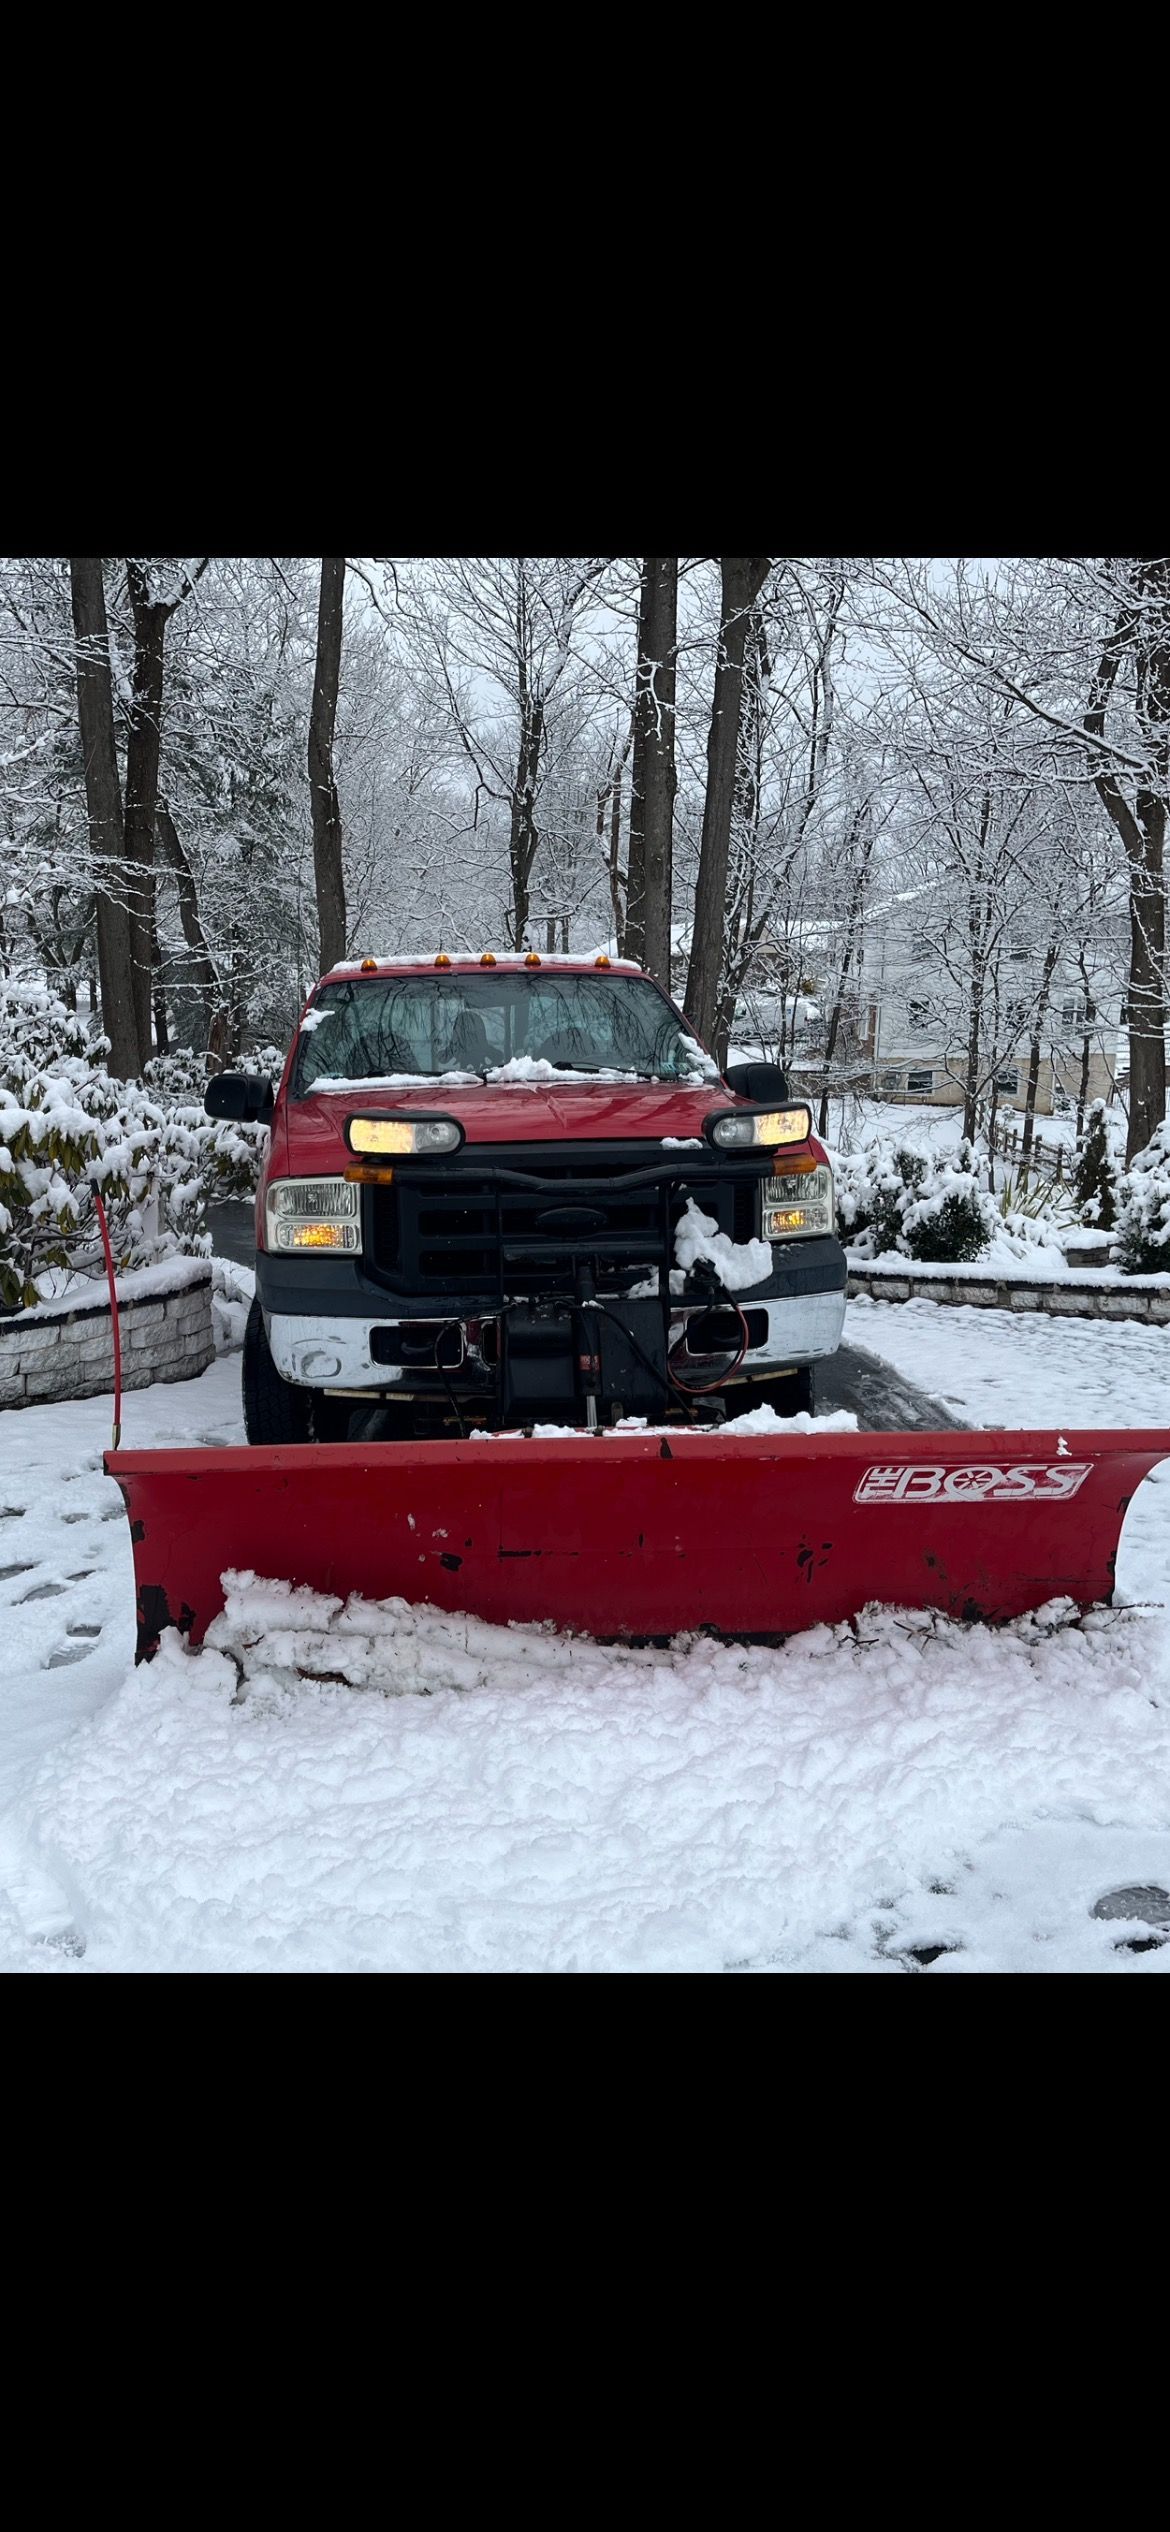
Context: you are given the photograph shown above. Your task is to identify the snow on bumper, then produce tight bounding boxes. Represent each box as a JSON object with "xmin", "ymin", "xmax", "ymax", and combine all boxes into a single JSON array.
[{"xmin": 265, "ymin": 1286, "xmax": 847, "ymax": 1389}]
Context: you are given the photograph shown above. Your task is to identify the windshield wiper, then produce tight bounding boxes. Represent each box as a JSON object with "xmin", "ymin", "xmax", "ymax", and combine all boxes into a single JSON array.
[{"xmin": 542, "ymin": 1060, "xmax": 655, "ymax": 1077}]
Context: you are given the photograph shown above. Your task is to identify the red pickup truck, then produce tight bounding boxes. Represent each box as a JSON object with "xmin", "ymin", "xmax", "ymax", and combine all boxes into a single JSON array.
[{"xmin": 205, "ymin": 953, "xmax": 847, "ymax": 1439}]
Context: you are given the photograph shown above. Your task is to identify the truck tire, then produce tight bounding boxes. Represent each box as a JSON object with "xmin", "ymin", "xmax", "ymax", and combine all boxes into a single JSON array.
[{"xmin": 242, "ymin": 1297, "xmax": 352, "ymax": 1444}]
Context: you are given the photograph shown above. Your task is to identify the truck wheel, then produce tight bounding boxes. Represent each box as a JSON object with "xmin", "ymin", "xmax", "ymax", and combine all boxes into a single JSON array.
[{"xmin": 242, "ymin": 1297, "xmax": 352, "ymax": 1445}]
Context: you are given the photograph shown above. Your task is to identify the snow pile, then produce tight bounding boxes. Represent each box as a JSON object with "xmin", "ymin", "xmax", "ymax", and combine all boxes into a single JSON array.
[
  {"xmin": 211, "ymin": 1257, "xmax": 255, "ymax": 1352},
  {"xmin": 1, "ymin": 1341, "xmax": 1168, "ymax": 1974},
  {"xmin": 309, "ymin": 1070, "xmax": 482, "ymax": 1093},
  {"xmin": 486, "ymin": 1056, "xmax": 641, "ymax": 1086},
  {"xmin": 465, "ymin": 1408, "xmax": 859, "ymax": 1440},
  {"xmin": 4, "ymin": 1573, "xmax": 1169, "ymax": 1973},
  {"xmin": 1116, "ymin": 1119, "xmax": 1170, "ymax": 1275},
  {"xmin": 674, "ymin": 1200, "xmax": 772, "ymax": 1292}
]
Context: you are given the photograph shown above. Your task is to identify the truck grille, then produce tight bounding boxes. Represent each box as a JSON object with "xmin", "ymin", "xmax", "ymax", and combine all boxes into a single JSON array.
[{"xmin": 368, "ymin": 1145, "xmax": 760, "ymax": 1296}]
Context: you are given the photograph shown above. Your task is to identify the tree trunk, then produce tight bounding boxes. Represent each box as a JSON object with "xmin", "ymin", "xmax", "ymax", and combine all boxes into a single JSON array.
[
  {"xmin": 817, "ymin": 806, "xmax": 876, "ymax": 1137},
  {"xmin": 962, "ymin": 967, "xmax": 985, "ymax": 1144},
  {"xmin": 1021, "ymin": 936, "xmax": 1060, "ymax": 1157},
  {"xmin": 684, "ymin": 558, "xmax": 770, "ymax": 1045},
  {"xmin": 152, "ymin": 927, "xmax": 169, "ymax": 1056},
  {"xmin": 1086, "ymin": 563, "xmax": 1169, "ymax": 1159},
  {"xmin": 1126, "ymin": 822, "xmax": 1167, "ymax": 1156},
  {"xmin": 605, "ymin": 756, "xmax": 626, "ymax": 951},
  {"xmin": 309, "ymin": 557, "xmax": 347, "ymax": 975},
  {"xmin": 124, "ymin": 562, "xmax": 173, "ymax": 1070},
  {"xmin": 507, "ymin": 700, "xmax": 544, "ymax": 949},
  {"xmin": 641, "ymin": 558, "xmax": 677, "ymax": 986},
  {"xmin": 68, "ymin": 557, "xmax": 139, "ymax": 1079},
  {"xmin": 156, "ymin": 800, "xmax": 222, "ymax": 1051},
  {"xmin": 625, "ymin": 564, "xmax": 651, "ymax": 968}
]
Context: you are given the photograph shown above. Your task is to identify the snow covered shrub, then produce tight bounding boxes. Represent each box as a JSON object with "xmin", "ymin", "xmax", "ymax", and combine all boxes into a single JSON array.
[
  {"xmin": 829, "ymin": 1149, "xmax": 872, "ymax": 1242},
  {"xmin": 853, "ymin": 1139, "xmax": 992, "ymax": 1264},
  {"xmin": 902, "ymin": 1141, "xmax": 993, "ymax": 1263},
  {"xmin": 0, "ymin": 983, "xmax": 217, "ymax": 1308},
  {"xmin": 145, "ymin": 1043, "xmax": 279, "ymax": 1209},
  {"xmin": 186, "ymin": 1109, "xmax": 268, "ymax": 1203},
  {"xmin": 143, "ymin": 1049, "xmax": 212, "ymax": 1102},
  {"xmin": 1074, "ymin": 1099, "xmax": 1124, "ymax": 1231},
  {"xmin": 1115, "ymin": 1120, "xmax": 1170, "ymax": 1274},
  {"xmin": 866, "ymin": 1144, "xmax": 926, "ymax": 1254}
]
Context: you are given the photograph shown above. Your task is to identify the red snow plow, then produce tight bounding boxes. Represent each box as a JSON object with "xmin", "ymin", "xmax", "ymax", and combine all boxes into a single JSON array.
[
  {"xmin": 107, "ymin": 1426, "xmax": 1170, "ymax": 1658},
  {"xmin": 97, "ymin": 955, "xmax": 1170, "ymax": 1655}
]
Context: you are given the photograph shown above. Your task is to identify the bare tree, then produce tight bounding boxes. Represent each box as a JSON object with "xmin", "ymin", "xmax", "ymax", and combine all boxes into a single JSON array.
[
  {"xmin": 868, "ymin": 556, "xmax": 1168, "ymax": 1157},
  {"xmin": 309, "ymin": 557, "xmax": 347, "ymax": 975},
  {"xmin": 626, "ymin": 558, "xmax": 678, "ymax": 983},
  {"xmin": 399, "ymin": 558, "xmax": 617, "ymax": 949},
  {"xmin": 684, "ymin": 557, "xmax": 771, "ymax": 1045},
  {"xmin": 1085, "ymin": 558, "xmax": 1168, "ymax": 1155},
  {"xmin": 123, "ymin": 557, "xmax": 210, "ymax": 1066},
  {"xmin": 68, "ymin": 558, "xmax": 138, "ymax": 1077}
]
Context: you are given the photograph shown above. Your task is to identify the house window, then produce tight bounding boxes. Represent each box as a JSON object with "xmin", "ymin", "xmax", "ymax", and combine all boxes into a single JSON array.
[
  {"xmin": 878, "ymin": 1068, "xmax": 903, "ymax": 1092},
  {"xmin": 906, "ymin": 1067, "xmax": 935, "ymax": 1094},
  {"xmin": 995, "ymin": 1066, "xmax": 1019, "ymax": 1095},
  {"xmin": 1060, "ymin": 994, "xmax": 1087, "ymax": 1030},
  {"xmin": 907, "ymin": 997, "xmax": 929, "ymax": 1033}
]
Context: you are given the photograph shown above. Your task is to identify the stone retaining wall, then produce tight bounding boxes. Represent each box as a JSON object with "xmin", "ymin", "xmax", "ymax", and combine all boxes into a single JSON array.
[
  {"xmin": 0, "ymin": 1267, "xmax": 214, "ymax": 1408},
  {"xmin": 845, "ymin": 1263, "xmax": 1170, "ymax": 1325}
]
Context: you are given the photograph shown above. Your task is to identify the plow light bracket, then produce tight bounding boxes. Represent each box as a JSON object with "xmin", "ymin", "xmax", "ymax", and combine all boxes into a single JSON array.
[
  {"xmin": 346, "ymin": 1113, "xmax": 465, "ymax": 1157},
  {"xmin": 705, "ymin": 1103, "xmax": 812, "ymax": 1151}
]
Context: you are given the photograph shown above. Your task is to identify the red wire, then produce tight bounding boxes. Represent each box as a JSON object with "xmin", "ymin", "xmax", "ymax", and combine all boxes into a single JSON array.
[{"xmin": 93, "ymin": 1189, "xmax": 122, "ymax": 1449}]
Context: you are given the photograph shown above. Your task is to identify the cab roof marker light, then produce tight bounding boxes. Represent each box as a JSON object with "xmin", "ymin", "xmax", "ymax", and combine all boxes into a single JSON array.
[
  {"xmin": 434, "ymin": 952, "xmax": 452, "ymax": 968},
  {"xmin": 524, "ymin": 951, "xmax": 541, "ymax": 966},
  {"xmin": 359, "ymin": 956, "xmax": 378, "ymax": 972},
  {"xmin": 480, "ymin": 952, "xmax": 497, "ymax": 966},
  {"xmin": 594, "ymin": 953, "xmax": 611, "ymax": 967}
]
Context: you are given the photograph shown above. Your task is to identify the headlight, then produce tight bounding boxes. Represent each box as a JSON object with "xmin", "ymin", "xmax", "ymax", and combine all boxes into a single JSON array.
[
  {"xmin": 707, "ymin": 1104, "xmax": 812, "ymax": 1150},
  {"xmin": 346, "ymin": 1115, "xmax": 464, "ymax": 1156},
  {"xmin": 763, "ymin": 1163, "xmax": 834, "ymax": 1240},
  {"xmin": 265, "ymin": 1177, "xmax": 362, "ymax": 1253}
]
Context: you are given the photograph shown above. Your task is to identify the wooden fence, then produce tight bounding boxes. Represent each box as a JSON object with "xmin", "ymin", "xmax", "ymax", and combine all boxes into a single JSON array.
[{"xmin": 990, "ymin": 1120, "xmax": 1066, "ymax": 1183}]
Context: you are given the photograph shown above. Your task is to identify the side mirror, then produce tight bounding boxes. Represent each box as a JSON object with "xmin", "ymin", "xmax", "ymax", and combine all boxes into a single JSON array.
[
  {"xmin": 724, "ymin": 1059, "xmax": 790, "ymax": 1103},
  {"xmin": 205, "ymin": 1072, "xmax": 274, "ymax": 1124}
]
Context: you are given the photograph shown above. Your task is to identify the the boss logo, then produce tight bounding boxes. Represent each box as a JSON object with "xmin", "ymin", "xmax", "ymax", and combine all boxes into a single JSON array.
[{"xmin": 854, "ymin": 1462, "xmax": 1093, "ymax": 1505}]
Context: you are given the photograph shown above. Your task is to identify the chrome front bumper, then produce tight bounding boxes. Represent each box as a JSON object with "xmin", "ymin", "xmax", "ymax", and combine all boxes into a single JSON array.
[{"xmin": 265, "ymin": 1288, "xmax": 847, "ymax": 1390}]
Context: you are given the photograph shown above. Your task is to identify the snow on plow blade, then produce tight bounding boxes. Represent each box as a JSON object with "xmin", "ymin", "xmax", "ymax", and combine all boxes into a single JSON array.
[{"xmin": 106, "ymin": 1428, "xmax": 1170, "ymax": 1659}]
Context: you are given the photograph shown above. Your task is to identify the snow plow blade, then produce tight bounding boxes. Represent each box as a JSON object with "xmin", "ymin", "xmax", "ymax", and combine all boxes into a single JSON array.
[{"xmin": 106, "ymin": 1428, "xmax": 1170, "ymax": 1659}]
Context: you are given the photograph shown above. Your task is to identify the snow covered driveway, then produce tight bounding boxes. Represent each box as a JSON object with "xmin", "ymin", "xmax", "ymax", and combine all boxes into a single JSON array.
[{"xmin": 1, "ymin": 1303, "xmax": 1168, "ymax": 1974}]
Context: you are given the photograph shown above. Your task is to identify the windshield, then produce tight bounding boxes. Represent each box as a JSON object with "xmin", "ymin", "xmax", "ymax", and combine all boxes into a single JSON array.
[{"xmin": 293, "ymin": 973, "xmax": 717, "ymax": 1094}]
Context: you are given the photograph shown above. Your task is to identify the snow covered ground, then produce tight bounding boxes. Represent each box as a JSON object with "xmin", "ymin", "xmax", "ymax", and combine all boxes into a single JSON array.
[{"xmin": 0, "ymin": 1292, "xmax": 1168, "ymax": 1975}]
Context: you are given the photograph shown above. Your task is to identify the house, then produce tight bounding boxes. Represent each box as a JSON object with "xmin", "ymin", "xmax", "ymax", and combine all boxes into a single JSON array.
[{"xmin": 736, "ymin": 888, "xmax": 1129, "ymax": 1119}]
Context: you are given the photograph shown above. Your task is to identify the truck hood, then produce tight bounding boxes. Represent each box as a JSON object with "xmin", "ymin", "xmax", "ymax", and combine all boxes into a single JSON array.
[{"xmin": 287, "ymin": 1076, "xmax": 758, "ymax": 1165}]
